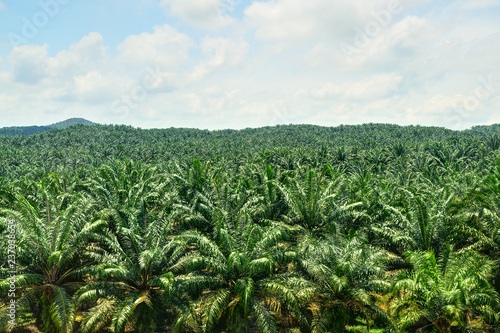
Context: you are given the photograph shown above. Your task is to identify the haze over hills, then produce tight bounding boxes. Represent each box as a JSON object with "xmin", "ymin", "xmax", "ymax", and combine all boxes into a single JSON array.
[{"xmin": 0, "ymin": 118, "xmax": 98, "ymax": 136}]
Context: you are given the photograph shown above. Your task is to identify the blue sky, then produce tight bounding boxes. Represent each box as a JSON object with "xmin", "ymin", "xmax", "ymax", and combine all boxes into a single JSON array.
[{"xmin": 0, "ymin": 0, "xmax": 499, "ymax": 130}]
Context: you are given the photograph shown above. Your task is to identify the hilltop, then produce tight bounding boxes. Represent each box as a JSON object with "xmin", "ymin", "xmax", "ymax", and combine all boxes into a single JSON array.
[{"xmin": 47, "ymin": 118, "xmax": 98, "ymax": 129}]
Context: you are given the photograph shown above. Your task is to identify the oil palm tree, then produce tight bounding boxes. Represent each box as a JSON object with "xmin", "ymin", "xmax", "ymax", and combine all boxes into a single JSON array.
[
  {"xmin": 172, "ymin": 213, "xmax": 307, "ymax": 333},
  {"xmin": 371, "ymin": 186, "xmax": 454, "ymax": 257},
  {"xmin": 0, "ymin": 177, "xmax": 102, "ymax": 333},
  {"xmin": 242, "ymin": 163, "xmax": 289, "ymax": 224},
  {"xmin": 76, "ymin": 189, "xmax": 184, "ymax": 333},
  {"xmin": 78, "ymin": 160, "xmax": 168, "ymax": 234},
  {"xmin": 392, "ymin": 248, "xmax": 499, "ymax": 332},
  {"xmin": 299, "ymin": 233, "xmax": 391, "ymax": 332},
  {"xmin": 277, "ymin": 168, "xmax": 363, "ymax": 233}
]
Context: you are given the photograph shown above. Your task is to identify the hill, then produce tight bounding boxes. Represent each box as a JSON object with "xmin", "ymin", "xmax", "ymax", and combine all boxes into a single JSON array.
[
  {"xmin": 0, "ymin": 117, "xmax": 97, "ymax": 136},
  {"xmin": 48, "ymin": 117, "xmax": 98, "ymax": 129}
]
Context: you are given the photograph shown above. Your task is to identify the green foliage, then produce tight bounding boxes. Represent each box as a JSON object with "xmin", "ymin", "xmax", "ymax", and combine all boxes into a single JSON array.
[
  {"xmin": 392, "ymin": 249, "xmax": 499, "ymax": 332},
  {"xmin": 0, "ymin": 123, "xmax": 500, "ymax": 332}
]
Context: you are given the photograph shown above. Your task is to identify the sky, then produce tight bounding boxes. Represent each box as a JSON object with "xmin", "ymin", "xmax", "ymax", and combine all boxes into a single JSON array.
[{"xmin": 0, "ymin": 0, "xmax": 499, "ymax": 130}]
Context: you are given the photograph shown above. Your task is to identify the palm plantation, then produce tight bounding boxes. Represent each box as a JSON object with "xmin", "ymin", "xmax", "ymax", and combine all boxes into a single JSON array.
[{"xmin": 1, "ymin": 123, "xmax": 500, "ymax": 332}]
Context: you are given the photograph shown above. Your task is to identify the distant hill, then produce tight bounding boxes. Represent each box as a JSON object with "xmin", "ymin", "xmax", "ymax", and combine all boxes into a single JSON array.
[
  {"xmin": 48, "ymin": 118, "xmax": 97, "ymax": 129},
  {"xmin": 0, "ymin": 118, "xmax": 98, "ymax": 136}
]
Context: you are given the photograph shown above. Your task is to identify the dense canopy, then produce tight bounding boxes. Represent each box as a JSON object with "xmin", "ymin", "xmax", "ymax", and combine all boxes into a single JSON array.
[{"xmin": 1, "ymin": 123, "xmax": 500, "ymax": 332}]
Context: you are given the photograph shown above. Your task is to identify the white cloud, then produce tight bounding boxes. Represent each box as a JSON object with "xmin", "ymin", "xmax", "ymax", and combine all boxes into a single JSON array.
[
  {"xmin": 415, "ymin": 94, "xmax": 463, "ymax": 115},
  {"xmin": 313, "ymin": 74, "xmax": 403, "ymax": 100},
  {"xmin": 50, "ymin": 32, "xmax": 110, "ymax": 79},
  {"xmin": 335, "ymin": 15, "xmax": 430, "ymax": 68},
  {"xmin": 160, "ymin": 0, "xmax": 237, "ymax": 29},
  {"xmin": 117, "ymin": 24, "xmax": 195, "ymax": 69},
  {"xmin": 189, "ymin": 37, "xmax": 249, "ymax": 81},
  {"xmin": 0, "ymin": 1, "xmax": 4, "ymax": 10},
  {"xmin": 244, "ymin": 0, "xmax": 401, "ymax": 44},
  {"xmin": 8, "ymin": 45, "xmax": 50, "ymax": 84},
  {"xmin": 404, "ymin": 93, "xmax": 483, "ymax": 129},
  {"xmin": 0, "ymin": 94, "xmax": 19, "ymax": 111},
  {"xmin": 462, "ymin": 0, "xmax": 500, "ymax": 10},
  {"xmin": 72, "ymin": 71, "xmax": 123, "ymax": 103}
]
